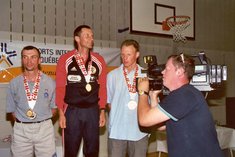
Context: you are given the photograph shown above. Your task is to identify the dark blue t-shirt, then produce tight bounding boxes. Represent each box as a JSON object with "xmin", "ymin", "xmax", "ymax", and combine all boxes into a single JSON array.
[{"xmin": 159, "ymin": 84, "xmax": 224, "ymax": 157}]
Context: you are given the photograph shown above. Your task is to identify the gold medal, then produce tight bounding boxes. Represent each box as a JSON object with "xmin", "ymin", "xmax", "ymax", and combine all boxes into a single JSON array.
[
  {"xmin": 26, "ymin": 109, "xmax": 33, "ymax": 117},
  {"xmin": 26, "ymin": 109, "xmax": 37, "ymax": 119},
  {"xmin": 85, "ymin": 83, "xmax": 92, "ymax": 92}
]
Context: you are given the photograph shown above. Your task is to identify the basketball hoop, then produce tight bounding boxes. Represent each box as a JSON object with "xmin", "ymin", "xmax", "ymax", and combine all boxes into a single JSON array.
[{"xmin": 162, "ymin": 15, "xmax": 190, "ymax": 42}]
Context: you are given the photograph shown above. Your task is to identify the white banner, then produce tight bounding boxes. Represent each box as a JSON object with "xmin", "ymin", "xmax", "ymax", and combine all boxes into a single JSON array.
[{"xmin": 0, "ymin": 40, "xmax": 120, "ymax": 83}]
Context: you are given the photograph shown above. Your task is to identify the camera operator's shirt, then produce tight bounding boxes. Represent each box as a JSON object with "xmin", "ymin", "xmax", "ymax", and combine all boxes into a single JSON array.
[
  {"xmin": 158, "ymin": 84, "xmax": 223, "ymax": 157},
  {"xmin": 107, "ymin": 64, "xmax": 148, "ymax": 141}
]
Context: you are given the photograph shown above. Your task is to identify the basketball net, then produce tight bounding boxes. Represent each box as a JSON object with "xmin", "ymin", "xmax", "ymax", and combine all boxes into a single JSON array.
[{"xmin": 164, "ymin": 16, "xmax": 191, "ymax": 43}]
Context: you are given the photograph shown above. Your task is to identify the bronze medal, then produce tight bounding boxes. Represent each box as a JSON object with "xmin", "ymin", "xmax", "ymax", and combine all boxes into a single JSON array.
[{"xmin": 85, "ymin": 83, "xmax": 92, "ymax": 92}]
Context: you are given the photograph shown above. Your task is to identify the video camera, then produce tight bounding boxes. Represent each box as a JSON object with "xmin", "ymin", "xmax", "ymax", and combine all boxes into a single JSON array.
[
  {"xmin": 141, "ymin": 55, "xmax": 165, "ymax": 91},
  {"xmin": 190, "ymin": 52, "xmax": 227, "ymax": 91},
  {"xmin": 141, "ymin": 52, "xmax": 227, "ymax": 92}
]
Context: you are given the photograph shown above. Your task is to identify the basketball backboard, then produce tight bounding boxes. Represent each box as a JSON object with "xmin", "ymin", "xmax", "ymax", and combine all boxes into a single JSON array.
[{"xmin": 130, "ymin": 0, "xmax": 195, "ymax": 40}]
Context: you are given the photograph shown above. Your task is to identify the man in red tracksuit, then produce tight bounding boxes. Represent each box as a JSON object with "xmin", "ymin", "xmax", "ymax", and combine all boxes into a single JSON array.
[{"xmin": 56, "ymin": 25, "xmax": 107, "ymax": 157}]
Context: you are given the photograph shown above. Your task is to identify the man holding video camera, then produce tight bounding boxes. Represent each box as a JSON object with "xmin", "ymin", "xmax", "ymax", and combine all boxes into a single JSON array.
[{"xmin": 137, "ymin": 54, "xmax": 224, "ymax": 157}]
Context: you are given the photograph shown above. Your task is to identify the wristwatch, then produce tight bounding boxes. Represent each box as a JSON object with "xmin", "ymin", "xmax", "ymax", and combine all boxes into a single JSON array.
[{"xmin": 138, "ymin": 90, "xmax": 149, "ymax": 96}]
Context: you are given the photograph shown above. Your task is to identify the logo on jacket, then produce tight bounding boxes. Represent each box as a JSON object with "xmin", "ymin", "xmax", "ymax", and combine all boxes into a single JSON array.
[
  {"xmin": 91, "ymin": 66, "xmax": 96, "ymax": 74},
  {"xmin": 70, "ymin": 67, "xmax": 77, "ymax": 71},
  {"xmin": 68, "ymin": 75, "xmax": 81, "ymax": 82}
]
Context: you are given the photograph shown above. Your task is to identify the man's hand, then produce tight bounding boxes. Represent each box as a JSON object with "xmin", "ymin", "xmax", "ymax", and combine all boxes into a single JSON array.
[
  {"xmin": 99, "ymin": 110, "xmax": 106, "ymax": 127},
  {"xmin": 137, "ymin": 77, "xmax": 149, "ymax": 92},
  {"xmin": 149, "ymin": 90, "xmax": 162, "ymax": 108},
  {"xmin": 58, "ymin": 109, "xmax": 66, "ymax": 128}
]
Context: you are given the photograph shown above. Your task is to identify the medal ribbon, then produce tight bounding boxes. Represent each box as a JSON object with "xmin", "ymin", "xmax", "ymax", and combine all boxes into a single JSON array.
[
  {"xmin": 74, "ymin": 52, "xmax": 92, "ymax": 84},
  {"xmin": 123, "ymin": 66, "xmax": 138, "ymax": 94},
  {"xmin": 23, "ymin": 71, "xmax": 41, "ymax": 109}
]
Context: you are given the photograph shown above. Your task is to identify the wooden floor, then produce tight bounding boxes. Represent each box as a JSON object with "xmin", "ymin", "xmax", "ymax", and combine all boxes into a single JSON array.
[{"xmin": 147, "ymin": 152, "xmax": 168, "ymax": 157}]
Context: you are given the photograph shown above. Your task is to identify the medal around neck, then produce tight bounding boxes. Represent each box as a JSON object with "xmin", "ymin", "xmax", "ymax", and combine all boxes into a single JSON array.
[
  {"xmin": 128, "ymin": 92, "xmax": 137, "ymax": 110},
  {"xmin": 26, "ymin": 109, "xmax": 37, "ymax": 119},
  {"xmin": 24, "ymin": 71, "xmax": 40, "ymax": 120},
  {"xmin": 128, "ymin": 100, "xmax": 137, "ymax": 110},
  {"xmin": 86, "ymin": 83, "xmax": 92, "ymax": 92}
]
